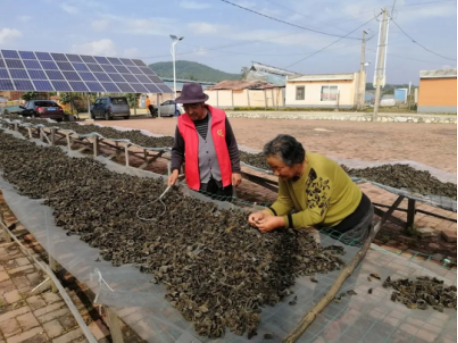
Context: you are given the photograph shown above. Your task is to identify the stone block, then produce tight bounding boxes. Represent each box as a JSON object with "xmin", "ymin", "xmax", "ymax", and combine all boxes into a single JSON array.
[
  {"xmin": 26, "ymin": 296, "xmax": 46, "ymax": 311},
  {"xmin": 16, "ymin": 312, "xmax": 39, "ymax": 331},
  {"xmin": 43, "ymin": 320, "xmax": 64, "ymax": 339},
  {"xmin": 441, "ymin": 231, "xmax": 457, "ymax": 243},
  {"xmin": 14, "ymin": 258, "xmax": 30, "ymax": 268},
  {"xmin": 6, "ymin": 327, "xmax": 45, "ymax": 343},
  {"xmin": 0, "ymin": 272, "xmax": 9, "ymax": 283},
  {"xmin": 41, "ymin": 293, "xmax": 61, "ymax": 305},
  {"xmin": 4, "ymin": 290, "xmax": 21, "ymax": 304},
  {"xmin": 0, "ymin": 318, "xmax": 21, "ymax": 337},
  {"xmin": 33, "ymin": 302, "xmax": 65, "ymax": 318},
  {"xmin": 416, "ymin": 227, "xmax": 439, "ymax": 238},
  {"xmin": 0, "ymin": 306, "xmax": 30, "ymax": 323},
  {"xmin": 36, "ymin": 309, "xmax": 70, "ymax": 325},
  {"xmin": 51, "ymin": 328, "xmax": 83, "ymax": 343}
]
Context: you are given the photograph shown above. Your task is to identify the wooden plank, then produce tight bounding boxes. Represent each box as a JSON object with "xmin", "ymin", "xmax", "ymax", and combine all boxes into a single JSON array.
[
  {"xmin": 93, "ymin": 137, "xmax": 100, "ymax": 158},
  {"xmin": 240, "ymin": 172, "xmax": 279, "ymax": 193},
  {"xmin": 374, "ymin": 207, "xmax": 407, "ymax": 228},
  {"xmin": 106, "ymin": 307, "xmax": 125, "ymax": 343},
  {"xmin": 124, "ymin": 144, "xmax": 129, "ymax": 167}
]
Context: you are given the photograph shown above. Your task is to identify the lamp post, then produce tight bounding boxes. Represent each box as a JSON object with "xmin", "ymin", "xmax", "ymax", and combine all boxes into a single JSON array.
[{"xmin": 170, "ymin": 35, "xmax": 183, "ymax": 116}]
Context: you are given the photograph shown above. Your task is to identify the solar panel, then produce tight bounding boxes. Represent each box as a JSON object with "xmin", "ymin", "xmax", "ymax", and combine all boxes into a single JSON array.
[
  {"xmin": 130, "ymin": 83, "xmax": 148, "ymax": 93},
  {"xmin": 0, "ymin": 79, "xmax": 14, "ymax": 90},
  {"xmin": 143, "ymin": 83, "xmax": 161, "ymax": 93},
  {"xmin": 0, "ymin": 49, "xmax": 173, "ymax": 94},
  {"xmin": 9, "ymin": 69, "xmax": 29, "ymax": 79},
  {"xmin": 69, "ymin": 81, "xmax": 89, "ymax": 92},
  {"xmin": 87, "ymin": 64, "xmax": 104, "ymax": 73},
  {"xmin": 56, "ymin": 61, "xmax": 74, "ymax": 71},
  {"xmin": 101, "ymin": 83, "xmax": 120, "ymax": 93},
  {"xmin": 32, "ymin": 80, "xmax": 54, "ymax": 91},
  {"xmin": 19, "ymin": 51, "xmax": 36, "ymax": 60},
  {"xmin": 85, "ymin": 82, "xmax": 105, "ymax": 92},
  {"xmin": 40, "ymin": 61, "xmax": 59, "ymax": 70},
  {"xmin": 101, "ymin": 65, "xmax": 117, "ymax": 73},
  {"xmin": 94, "ymin": 56, "xmax": 110, "ymax": 65},
  {"xmin": 122, "ymin": 74, "xmax": 139, "ymax": 83},
  {"xmin": 35, "ymin": 52, "xmax": 53, "ymax": 61},
  {"xmin": 28, "ymin": 70, "xmax": 47, "ymax": 79},
  {"xmin": 5, "ymin": 59, "xmax": 25, "ymax": 69},
  {"xmin": 135, "ymin": 75, "xmax": 150, "ymax": 84},
  {"xmin": 13, "ymin": 80, "xmax": 34, "ymax": 91},
  {"xmin": 51, "ymin": 53, "xmax": 68, "ymax": 62},
  {"xmin": 46, "ymin": 70, "xmax": 65, "ymax": 80},
  {"xmin": 72, "ymin": 63, "xmax": 90, "ymax": 72},
  {"xmin": 79, "ymin": 72, "xmax": 97, "ymax": 82},
  {"xmin": 51, "ymin": 80, "xmax": 72, "ymax": 91},
  {"xmin": 24, "ymin": 60, "xmax": 42, "ymax": 69},
  {"xmin": 116, "ymin": 83, "xmax": 134, "ymax": 92},
  {"xmin": 81, "ymin": 55, "xmax": 97, "ymax": 64},
  {"xmin": 108, "ymin": 74, "xmax": 125, "ymax": 83},
  {"xmin": 62, "ymin": 71, "xmax": 81, "ymax": 81},
  {"xmin": 66, "ymin": 54, "xmax": 83, "ymax": 63},
  {"xmin": 93, "ymin": 73, "xmax": 111, "ymax": 82},
  {"xmin": 0, "ymin": 69, "xmax": 9, "ymax": 78},
  {"xmin": 2, "ymin": 50, "xmax": 20, "ymax": 59}
]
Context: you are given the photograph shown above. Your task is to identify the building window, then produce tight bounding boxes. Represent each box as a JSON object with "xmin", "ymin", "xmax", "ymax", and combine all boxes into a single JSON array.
[
  {"xmin": 296, "ymin": 86, "xmax": 305, "ymax": 100},
  {"xmin": 321, "ymin": 86, "xmax": 338, "ymax": 101}
]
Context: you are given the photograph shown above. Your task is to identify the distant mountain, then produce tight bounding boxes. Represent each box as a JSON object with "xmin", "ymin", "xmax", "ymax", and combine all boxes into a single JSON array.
[{"xmin": 149, "ymin": 60, "xmax": 240, "ymax": 83}]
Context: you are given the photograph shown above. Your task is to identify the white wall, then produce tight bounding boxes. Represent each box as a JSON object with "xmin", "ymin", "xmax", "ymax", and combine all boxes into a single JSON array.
[{"xmin": 285, "ymin": 74, "xmax": 358, "ymax": 108}]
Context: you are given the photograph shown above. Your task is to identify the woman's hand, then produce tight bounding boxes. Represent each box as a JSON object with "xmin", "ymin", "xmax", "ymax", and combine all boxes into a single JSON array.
[
  {"xmin": 248, "ymin": 210, "xmax": 271, "ymax": 227},
  {"xmin": 257, "ymin": 216, "xmax": 285, "ymax": 233}
]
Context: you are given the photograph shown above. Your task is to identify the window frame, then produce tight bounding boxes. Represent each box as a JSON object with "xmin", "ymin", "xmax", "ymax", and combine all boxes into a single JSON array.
[
  {"xmin": 295, "ymin": 86, "xmax": 305, "ymax": 101},
  {"xmin": 320, "ymin": 85, "xmax": 339, "ymax": 102}
]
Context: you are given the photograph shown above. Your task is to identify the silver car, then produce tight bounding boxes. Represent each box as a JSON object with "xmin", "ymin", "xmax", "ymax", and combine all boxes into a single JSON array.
[
  {"xmin": 91, "ymin": 97, "xmax": 130, "ymax": 120},
  {"xmin": 158, "ymin": 100, "xmax": 184, "ymax": 117}
]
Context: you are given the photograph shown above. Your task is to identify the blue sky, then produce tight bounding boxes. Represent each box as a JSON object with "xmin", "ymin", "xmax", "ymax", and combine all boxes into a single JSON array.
[{"xmin": 1, "ymin": 0, "xmax": 456, "ymax": 84}]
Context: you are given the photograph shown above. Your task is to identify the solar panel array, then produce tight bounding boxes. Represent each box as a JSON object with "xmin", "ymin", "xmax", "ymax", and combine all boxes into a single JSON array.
[{"xmin": 0, "ymin": 50, "xmax": 173, "ymax": 94}]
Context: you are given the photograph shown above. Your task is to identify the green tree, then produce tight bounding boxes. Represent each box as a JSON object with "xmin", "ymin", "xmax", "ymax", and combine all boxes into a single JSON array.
[
  {"xmin": 188, "ymin": 74, "xmax": 197, "ymax": 81},
  {"xmin": 21, "ymin": 92, "xmax": 37, "ymax": 101},
  {"xmin": 125, "ymin": 93, "xmax": 141, "ymax": 108}
]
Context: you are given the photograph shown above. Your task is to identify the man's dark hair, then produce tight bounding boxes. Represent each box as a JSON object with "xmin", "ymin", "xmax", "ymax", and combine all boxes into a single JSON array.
[{"xmin": 263, "ymin": 134, "xmax": 306, "ymax": 166}]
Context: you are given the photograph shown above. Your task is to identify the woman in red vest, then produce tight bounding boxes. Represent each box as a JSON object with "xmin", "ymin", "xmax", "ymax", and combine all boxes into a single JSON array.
[{"xmin": 168, "ymin": 83, "xmax": 242, "ymax": 198}]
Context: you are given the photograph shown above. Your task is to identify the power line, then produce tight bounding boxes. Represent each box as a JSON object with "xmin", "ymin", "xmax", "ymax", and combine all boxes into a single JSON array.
[
  {"xmin": 387, "ymin": 52, "xmax": 453, "ymax": 64},
  {"xmin": 284, "ymin": 16, "xmax": 379, "ymax": 69},
  {"xmin": 391, "ymin": 19, "xmax": 457, "ymax": 61},
  {"xmin": 396, "ymin": 0, "xmax": 455, "ymax": 8},
  {"xmin": 220, "ymin": 0, "xmax": 361, "ymax": 40}
]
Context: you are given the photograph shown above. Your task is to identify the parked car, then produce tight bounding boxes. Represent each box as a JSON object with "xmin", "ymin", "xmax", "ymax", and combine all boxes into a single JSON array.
[
  {"xmin": 158, "ymin": 100, "xmax": 185, "ymax": 117},
  {"xmin": 19, "ymin": 100, "xmax": 65, "ymax": 121},
  {"xmin": 91, "ymin": 97, "xmax": 130, "ymax": 120}
]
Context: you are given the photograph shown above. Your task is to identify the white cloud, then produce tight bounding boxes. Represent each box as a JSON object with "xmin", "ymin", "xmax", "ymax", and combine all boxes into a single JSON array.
[
  {"xmin": 18, "ymin": 16, "xmax": 32, "ymax": 23},
  {"xmin": 60, "ymin": 3, "xmax": 79, "ymax": 14},
  {"xmin": 179, "ymin": 0, "xmax": 211, "ymax": 9},
  {"xmin": 188, "ymin": 22, "xmax": 226, "ymax": 35},
  {"xmin": 92, "ymin": 19, "xmax": 110, "ymax": 31},
  {"xmin": 123, "ymin": 48, "xmax": 139, "ymax": 58},
  {"xmin": 0, "ymin": 28, "xmax": 22, "ymax": 44},
  {"xmin": 71, "ymin": 39, "xmax": 117, "ymax": 56}
]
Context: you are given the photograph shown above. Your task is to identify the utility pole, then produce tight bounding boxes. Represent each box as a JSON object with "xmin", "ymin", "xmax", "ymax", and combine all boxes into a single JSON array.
[
  {"xmin": 357, "ymin": 30, "xmax": 367, "ymax": 111},
  {"xmin": 373, "ymin": 8, "xmax": 389, "ymax": 120}
]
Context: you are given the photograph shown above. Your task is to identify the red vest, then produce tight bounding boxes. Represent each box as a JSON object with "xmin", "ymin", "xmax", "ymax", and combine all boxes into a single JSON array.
[{"xmin": 177, "ymin": 106, "xmax": 232, "ymax": 191}]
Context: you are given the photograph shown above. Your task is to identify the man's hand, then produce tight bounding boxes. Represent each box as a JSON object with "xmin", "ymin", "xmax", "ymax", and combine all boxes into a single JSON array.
[
  {"xmin": 257, "ymin": 216, "xmax": 285, "ymax": 233},
  {"xmin": 167, "ymin": 169, "xmax": 179, "ymax": 186},
  {"xmin": 232, "ymin": 173, "xmax": 242, "ymax": 187}
]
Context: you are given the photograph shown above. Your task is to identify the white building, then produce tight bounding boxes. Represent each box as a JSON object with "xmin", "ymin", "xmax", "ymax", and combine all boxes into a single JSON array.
[{"xmin": 285, "ymin": 72, "xmax": 365, "ymax": 109}]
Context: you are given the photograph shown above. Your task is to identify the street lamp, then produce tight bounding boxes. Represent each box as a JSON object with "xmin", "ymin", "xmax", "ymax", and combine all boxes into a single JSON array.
[{"xmin": 170, "ymin": 35, "xmax": 184, "ymax": 115}]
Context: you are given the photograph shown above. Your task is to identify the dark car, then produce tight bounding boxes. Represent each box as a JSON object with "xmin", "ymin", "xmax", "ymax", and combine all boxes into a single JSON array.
[
  {"xmin": 91, "ymin": 97, "xmax": 130, "ymax": 120},
  {"xmin": 19, "ymin": 100, "xmax": 65, "ymax": 121}
]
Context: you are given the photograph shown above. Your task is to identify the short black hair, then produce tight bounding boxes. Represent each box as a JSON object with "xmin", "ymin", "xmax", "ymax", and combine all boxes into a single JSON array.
[{"xmin": 263, "ymin": 134, "xmax": 305, "ymax": 167}]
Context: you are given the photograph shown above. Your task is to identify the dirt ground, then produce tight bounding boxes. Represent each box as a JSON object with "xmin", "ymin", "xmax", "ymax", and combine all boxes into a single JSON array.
[{"xmin": 95, "ymin": 117, "xmax": 457, "ymax": 173}]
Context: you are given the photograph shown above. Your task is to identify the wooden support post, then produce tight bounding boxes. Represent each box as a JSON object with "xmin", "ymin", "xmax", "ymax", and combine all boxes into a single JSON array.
[
  {"xmin": 27, "ymin": 127, "xmax": 33, "ymax": 139},
  {"xmin": 124, "ymin": 144, "xmax": 129, "ymax": 167},
  {"xmin": 50, "ymin": 127, "xmax": 57, "ymax": 145},
  {"xmin": 14, "ymin": 123, "xmax": 18, "ymax": 132},
  {"xmin": 115, "ymin": 142, "xmax": 119, "ymax": 160},
  {"xmin": 106, "ymin": 307, "xmax": 125, "ymax": 343},
  {"xmin": 407, "ymin": 199, "xmax": 416, "ymax": 229},
  {"xmin": 49, "ymin": 256, "xmax": 58, "ymax": 293},
  {"xmin": 66, "ymin": 134, "xmax": 72, "ymax": 150},
  {"xmin": 93, "ymin": 137, "xmax": 100, "ymax": 158}
]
